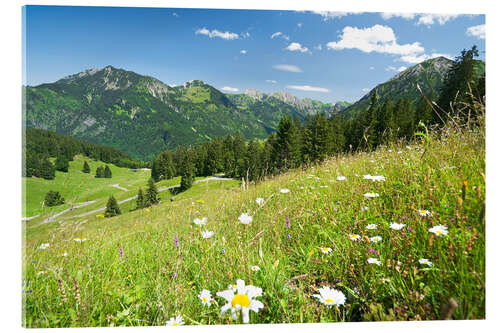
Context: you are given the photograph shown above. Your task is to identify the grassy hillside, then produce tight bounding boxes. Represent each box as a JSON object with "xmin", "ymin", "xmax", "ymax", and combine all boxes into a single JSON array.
[{"xmin": 23, "ymin": 125, "xmax": 485, "ymax": 327}]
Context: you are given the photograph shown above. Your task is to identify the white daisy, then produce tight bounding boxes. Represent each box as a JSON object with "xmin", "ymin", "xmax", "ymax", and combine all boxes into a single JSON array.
[
  {"xmin": 216, "ymin": 279, "xmax": 264, "ymax": 324},
  {"xmin": 165, "ymin": 315, "xmax": 184, "ymax": 326},
  {"xmin": 336, "ymin": 176, "xmax": 346, "ymax": 181},
  {"xmin": 198, "ymin": 289, "xmax": 213, "ymax": 307},
  {"xmin": 417, "ymin": 209, "xmax": 431, "ymax": 217},
  {"xmin": 255, "ymin": 198, "xmax": 265, "ymax": 205},
  {"xmin": 38, "ymin": 243, "xmax": 50, "ymax": 250},
  {"xmin": 379, "ymin": 278, "xmax": 390, "ymax": 283},
  {"xmin": 250, "ymin": 265, "xmax": 260, "ymax": 272},
  {"xmin": 312, "ymin": 286, "xmax": 346, "ymax": 306},
  {"xmin": 201, "ymin": 230, "xmax": 215, "ymax": 239},
  {"xmin": 57, "ymin": 252, "xmax": 68, "ymax": 257},
  {"xmin": 319, "ymin": 247, "xmax": 332, "ymax": 254},
  {"xmin": 73, "ymin": 238, "xmax": 87, "ymax": 243},
  {"xmin": 419, "ymin": 258, "xmax": 433, "ymax": 266},
  {"xmin": 366, "ymin": 224, "xmax": 378, "ymax": 230},
  {"xmin": 280, "ymin": 188, "xmax": 290, "ymax": 194},
  {"xmin": 390, "ymin": 223, "xmax": 406, "ymax": 230},
  {"xmin": 367, "ymin": 258, "xmax": 381, "ymax": 266},
  {"xmin": 369, "ymin": 236, "xmax": 382, "ymax": 243},
  {"xmin": 371, "ymin": 175, "xmax": 386, "ymax": 182},
  {"xmin": 428, "ymin": 225, "xmax": 448, "ymax": 237},
  {"xmin": 193, "ymin": 217, "xmax": 208, "ymax": 226},
  {"xmin": 348, "ymin": 234, "xmax": 361, "ymax": 241},
  {"xmin": 363, "ymin": 174, "xmax": 373, "ymax": 180},
  {"xmin": 238, "ymin": 213, "xmax": 253, "ymax": 225},
  {"xmin": 364, "ymin": 192, "xmax": 380, "ymax": 198},
  {"xmin": 361, "ymin": 206, "xmax": 369, "ymax": 212}
]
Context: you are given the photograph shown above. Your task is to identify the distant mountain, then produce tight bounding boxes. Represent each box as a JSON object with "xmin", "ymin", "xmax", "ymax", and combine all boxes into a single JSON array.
[
  {"xmin": 340, "ymin": 57, "xmax": 485, "ymax": 118},
  {"xmin": 25, "ymin": 66, "xmax": 336, "ymax": 161}
]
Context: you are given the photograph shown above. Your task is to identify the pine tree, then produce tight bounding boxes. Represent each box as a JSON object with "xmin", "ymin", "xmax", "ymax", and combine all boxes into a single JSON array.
[
  {"xmin": 136, "ymin": 188, "xmax": 145, "ymax": 210},
  {"xmin": 44, "ymin": 190, "xmax": 65, "ymax": 206},
  {"xmin": 104, "ymin": 165, "xmax": 112, "ymax": 178},
  {"xmin": 180, "ymin": 152, "xmax": 195, "ymax": 192},
  {"xmin": 144, "ymin": 178, "xmax": 160, "ymax": 206},
  {"xmin": 105, "ymin": 195, "xmax": 121, "ymax": 217},
  {"xmin": 95, "ymin": 166, "xmax": 104, "ymax": 178},
  {"xmin": 82, "ymin": 161, "xmax": 91, "ymax": 173},
  {"xmin": 55, "ymin": 155, "xmax": 69, "ymax": 173}
]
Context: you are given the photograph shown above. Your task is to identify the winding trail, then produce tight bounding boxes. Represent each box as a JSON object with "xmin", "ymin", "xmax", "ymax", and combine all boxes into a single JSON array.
[
  {"xmin": 110, "ymin": 184, "xmax": 129, "ymax": 191},
  {"xmin": 40, "ymin": 200, "xmax": 97, "ymax": 224}
]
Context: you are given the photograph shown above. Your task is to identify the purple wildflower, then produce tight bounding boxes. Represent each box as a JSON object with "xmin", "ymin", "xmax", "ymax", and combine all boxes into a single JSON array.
[
  {"xmin": 173, "ymin": 272, "xmax": 178, "ymax": 279},
  {"xmin": 286, "ymin": 215, "xmax": 290, "ymax": 228},
  {"xmin": 221, "ymin": 248, "xmax": 226, "ymax": 254},
  {"xmin": 402, "ymin": 216, "xmax": 408, "ymax": 220},
  {"xmin": 336, "ymin": 201, "xmax": 341, "ymax": 205},
  {"xmin": 450, "ymin": 218, "xmax": 455, "ymax": 222},
  {"xmin": 174, "ymin": 234, "xmax": 179, "ymax": 248},
  {"xmin": 467, "ymin": 225, "xmax": 472, "ymax": 230},
  {"xmin": 407, "ymin": 227, "xmax": 414, "ymax": 232},
  {"xmin": 119, "ymin": 244, "xmax": 124, "ymax": 259},
  {"xmin": 287, "ymin": 233, "xmax": 291, "ymax": 239}
]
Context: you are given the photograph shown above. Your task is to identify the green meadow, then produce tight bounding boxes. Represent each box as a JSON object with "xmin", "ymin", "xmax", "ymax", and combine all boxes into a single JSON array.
[{"xmin": 22, "ymin": 123, "xmax": 485, "ymax": 327}]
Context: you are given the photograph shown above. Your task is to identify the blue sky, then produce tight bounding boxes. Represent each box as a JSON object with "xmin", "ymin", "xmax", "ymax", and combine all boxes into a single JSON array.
[{"xmin": 24, "ymin": 6, "xmax": 485, "ymax": 103}]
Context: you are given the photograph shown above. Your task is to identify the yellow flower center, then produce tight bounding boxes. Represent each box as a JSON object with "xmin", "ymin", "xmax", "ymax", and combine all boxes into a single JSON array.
[
  {"xmin": 325, "ymin": 298, "xmax": 335, "ymax": 304},
  {"xmin": 202, "ymin": 297, "xmax": 207, "ymax": 303},
  {"xmin": 172, "ymin": 323, "xmax": 178, "ymax": 326},
  {"xmin": 231, "ymin": 294, "xmax": 250, "ymax": 308},
  {"xmin": 436, "ymin": 230, "xmax": 442, "ymax": 235}
]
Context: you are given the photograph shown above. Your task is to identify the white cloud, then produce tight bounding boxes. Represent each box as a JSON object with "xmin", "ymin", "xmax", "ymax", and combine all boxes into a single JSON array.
[
  {"xmin": 399, "ymin": 52, "xmax": 453, "ymax": 64},
  {"xmin": 326, "ymin": 24, "xmax": 424, "ymax": 56},
  {"xmin": 466, "ymin": 24, "xmax": 485, "ymax": 39},
  {"xmin": 286, "ymin": 85, "xmax": 329, "ymax": 92},
  {"xmin": 285, "ymin": 42, "xmax": 309, "ymax": 53},
  {"xmin": 380, "ymin": 12, "xmax": 416, "ymax": 20},
  {"xmin": 297, "ymin": 23, "xmax": 303, "ymax": 28},
  {"xmin": 195, "ymin": 27, "xmax": 239, "ymax": 40},
  {"xmin": 369, "ymin": 66, "xmax": 375, "ymax": 70},
  {"xmin": 242, "ymin": 32, "xmax": 251, "ymax": 38},
  {"xmin": 273, "ymin": 64, "xmax": 302, "ymax": 73},
  {"xmin": 266, "ymin": 79, "xmax": 277, "ymax": 84},
  {"xmin": 386, "ymin": 66, "xmax": 407, "ymax": 72},
  {"xmin": 270, "ymin": 31, "xmax": 290, "ymax": 41},
  {"xmin": 311, "ymin": 11, "xmax": 354, "ymax": 20},
  {"xmin": 417, "ymin": 14, "xmax": 460, "ymax": 26},
  {"xmin": 314, "ymin": 44, "xmax": 323, "ymax": 51},
  {"xmin": 362, "ymin": 88, "xmax": 370, "ymax": 92},
  {"xmin": 220, "ymin": 86, "xmax": 239, "ymax": 92},
  {"xmin": 240, "ymin": 50, "xmax": 247, "ymax": 54}
]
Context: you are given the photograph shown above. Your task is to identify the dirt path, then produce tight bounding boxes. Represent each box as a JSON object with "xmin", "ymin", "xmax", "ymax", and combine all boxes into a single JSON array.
[{"xmin": 110, "ymin": 184, "xmax": 129, "ymax": 191}]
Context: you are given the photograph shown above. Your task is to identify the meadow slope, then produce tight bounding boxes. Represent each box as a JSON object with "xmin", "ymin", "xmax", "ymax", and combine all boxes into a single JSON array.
[{"xmin": 23, "ymin": 124, "xmax": 485, "ymax": 327}]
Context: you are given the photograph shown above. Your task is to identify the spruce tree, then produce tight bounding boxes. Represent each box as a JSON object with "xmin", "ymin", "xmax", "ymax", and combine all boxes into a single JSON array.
[
  {"xmin": 179, "ymin": 153, "xmax": 195, "ymax": 192},
  {"xmin": 95, "ymin": 166, "xmax": 103, "ymax": 178},
  {"xmin": 144, "ymin": 178, "xmax": 160, "ymax": 206},
  {"xmin": 44, "ymin": 190, "xmax": 65, "ymax": 206},
  {"xmin": 82, "ymin": 161, "xmax": 91, "ymax": 173},
  {"xmin": 39, "ymin": 157, "xmax": 56, "ymax": 180},
  {"xmin": 105, "ymin": 195, "xmax": 121, "ymax": 217},
  {"xmin": 55, "ymin": 155, "xmax": 69, "ymax": 173},
  {"xmin": 104, "ymin": 165, "xmax": 112, "ymax": 178},
  {"xmin": 136, "ymin": 188, "xmax": 145, "ymax": 210}
]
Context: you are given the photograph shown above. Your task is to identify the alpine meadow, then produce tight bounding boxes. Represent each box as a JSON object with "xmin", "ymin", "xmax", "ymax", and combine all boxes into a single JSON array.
[{"xmin": 22, "ymin": 6, "xmax": 486, "ymax": 328}]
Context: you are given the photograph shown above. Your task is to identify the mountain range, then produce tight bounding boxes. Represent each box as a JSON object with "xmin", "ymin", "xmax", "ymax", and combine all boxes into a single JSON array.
[{"xmin": 24, "ymin": 56, "xmax": 484, "ymax": 161}]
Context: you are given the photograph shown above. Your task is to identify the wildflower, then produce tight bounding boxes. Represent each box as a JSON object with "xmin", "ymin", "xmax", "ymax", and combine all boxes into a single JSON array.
[
  {"xmin": 361, "ymin": 206, "xmax": 369, "ymax": 212},
  {"xmin": 364, "ymin": 192, "xmax": 380, "ymax": 198},
  {"xmin": 312, "ymin": 286, "xmax": 346, "ymax": 306},
  {"xmin": 336, "ymin": 201, "xmax": 341, "ymax": 205},
  {"xmin": 407, "ymin": 227, "xmax": 414, "ymax": 232},
  {"xmin": 428, "ymin": 225, "xmax": 448, "ymax": 237},
  {"xmin": 367, "ymin": 258, "xmax": 381, "ymax": 266},
  {"xmin": 419, "ymin": 258, "xmax": 433, "ymax": 266},
  {"xmin": 119, "ymin": 244, "xmax": 124, "ymax": 259},
  {"xmin": 366, "ymin": 224, "xmax": 378, "ymax": 230},
  {"xmin": 418, "ymin": 209, "xmax": 431, "ymax": 217},
  {"xmin": 166, "ymin": 315, "xmax": 184, "ymax": 326},
  {"xmin": 280, "ymin": 188, "xmax": 290, "ymax": 194},
  {"xmin": 73, "ymin": 238, "xmax": 87, "ymax": 243},
  {"xmin": 379, "ymin": 278, "xmax": 390, "ymax": 284},
  {"xmin": 250, "ymin": 265, "xmax": 260, "ymax": 272},
  {"xmin": 174, "ymin": 234, "xmax": 179, "ymax": 248},
  {"xmin": 348, "ymin": 234, "xmax": 361, "ymax": 241},
  {"xmin": 337, "ymin": 176, "xmax": 346, "ymax": 181},
  {"xmin": 390, "ymin": 223, "xmax": 406, "ymax": 230},
  {"xmin": 238, "ymin": 213, "xmax": 253, "ymax": 225},
  {"xmin": 363, "ymin": 174, "xmax": 373, "ymax": 180},
  {"xmin": 287, "ymin": 233, "xmax": 291, "ymax": 239},
  {"xmin": 319, "ymin": 247, "xmax": 332, "ymax": 254},
  {"xmin": 37, "ymin": 270, "xmax": 48, "ymax": 275},
  {"xmin": 201, "ymin": 230, "xmax": 215, "ymax": 239},
  {"xmin": 198, "ymin": 289, "xmax": 213, "ymax": 306},
  {"xmin": 368, "ymin": 247, "xmax": 379, "ymax": 254},
  {"xmin": 255, "ymin": 198, "xmax": 265, "ymax": 205},
  {"xmin": 216, "ymin": 279, "xmax": 264, "ymax": 324},
  {"xmin": 369, "ymin": 236, "xmax": 382, "ymax": 243},
  {"xmin": 57, "ymin": 252, "xmax": 68, "ymax": 257},
  {"xmin": 193, "ymin": 217, "xmax": 208, "ymax": 226},
  {"xmin": 221, "ymin": 248, "xmax": 226, "ymax": 254},
  {"xmin": 96, "ymin": 214, "xmax": 105, "ymax": 218},
  {"xmin": 38, "ymin": 243, "xmax": 50, "ymax": 250},
  {"xmin": 372, "ymin": 175, "xmax": 386, "ymax": 182},
  {"xmin": 285, "ymin": 215, "xmax": 290, "ymax": 228}
]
